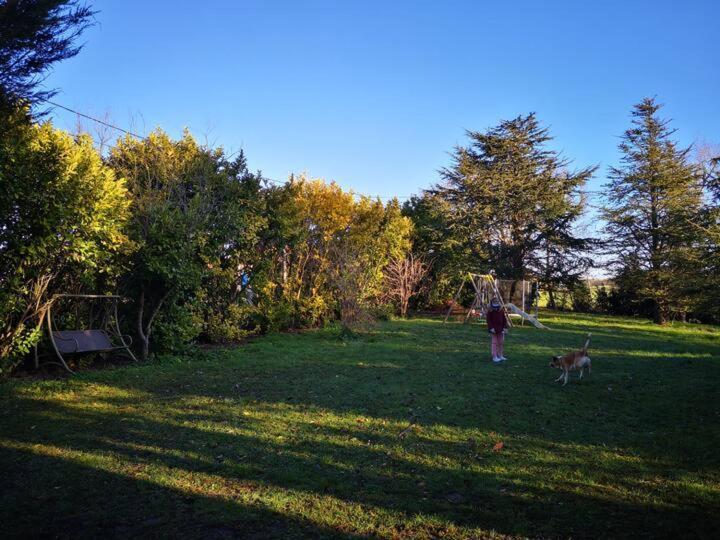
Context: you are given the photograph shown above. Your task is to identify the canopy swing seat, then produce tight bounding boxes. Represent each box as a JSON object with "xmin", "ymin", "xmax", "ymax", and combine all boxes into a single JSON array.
[{"xmin": 37, "ymin": 294, "xmax": 138, "ymax": 374}]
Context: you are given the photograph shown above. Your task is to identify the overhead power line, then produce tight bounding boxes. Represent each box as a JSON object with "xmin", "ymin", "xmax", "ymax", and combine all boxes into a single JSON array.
[
  {"xmin": 41, "ymin": 98, "xmax": 605, "ymax": 203},
  {"xmin": 42, "ymin": 98, "xmax": 146, "ymax": 140},
  {"xmin": 42, "ymin": 98, "xmax": 416, "ymax": 200}
]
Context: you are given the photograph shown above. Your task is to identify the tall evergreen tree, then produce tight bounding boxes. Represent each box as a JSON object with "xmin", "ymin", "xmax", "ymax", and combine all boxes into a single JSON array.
[
  {"xmin": 602, "ymin": 98, "xmax": 703, "ymax": 324},
  {"xmin": 695, "ymin": 145, "xmax": 720, "ymax": 321},
  {"xmin": 428, "ymin": 113, "xmax": 595, "ymax": 293},
  {"xmin": 0, "ymin": 0, "xmax": 95, "ymax": 105}
]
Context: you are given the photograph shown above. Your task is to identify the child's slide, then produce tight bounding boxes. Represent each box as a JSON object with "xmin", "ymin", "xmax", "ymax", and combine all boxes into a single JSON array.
[{"xmin": 504, "ymin": 303, "xmax": 549, "ymax": 329}]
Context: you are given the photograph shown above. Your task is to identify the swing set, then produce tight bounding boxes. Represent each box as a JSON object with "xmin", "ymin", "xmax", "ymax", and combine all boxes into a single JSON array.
[
  {"xmin": 443, "ymin": 273, "xmax": 548, "ymax": 329},
  {"xmin": 35, "ymin": 294, "xmax": 137, "ymax": 374}
]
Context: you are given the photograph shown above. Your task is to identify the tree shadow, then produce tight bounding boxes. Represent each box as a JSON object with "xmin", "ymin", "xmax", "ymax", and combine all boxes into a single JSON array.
[
  {"xmin": 3, "ymin": 317, "xmax": 719, "ymax": 537},
  {"xmin": 2, "ymin": 386, "xmax": 718, "ymax": 538},
  {"xmin": 0, "ymin": 442, "xmax": 371, "ymax": 539}
]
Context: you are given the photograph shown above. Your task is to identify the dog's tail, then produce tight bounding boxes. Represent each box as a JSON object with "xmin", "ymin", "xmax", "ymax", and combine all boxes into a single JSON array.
[{"xmin": 582, "ymin": 333, "xmax": 592, "ymax": 354}]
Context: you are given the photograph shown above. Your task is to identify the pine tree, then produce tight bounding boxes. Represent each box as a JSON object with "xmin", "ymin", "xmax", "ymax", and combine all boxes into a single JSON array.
[
  {"xmin": 695, "ymin": 145, "xmax": 720, "ymax": 322},
  {"xmin": 602, "ymin": 98, "xmax": 702, "ymax": 324},
  {"xmin": 0, "ymin": 0, "xmax": 95, "ymax": 105},
  {"xmin": 430, "ymin": 113, "xmax": 596, "ymax": 293}
]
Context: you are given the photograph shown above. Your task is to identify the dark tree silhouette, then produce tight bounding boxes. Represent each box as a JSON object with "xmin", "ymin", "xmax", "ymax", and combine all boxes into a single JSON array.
[{"xmin": 0, "ymin": 0, "xmax": 95, "ymax": 105}]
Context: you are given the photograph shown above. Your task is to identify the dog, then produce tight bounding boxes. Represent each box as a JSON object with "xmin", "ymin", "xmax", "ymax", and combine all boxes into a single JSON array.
[{"xmin": 550, "ymin": 333, "xmax": 591, "ymax": 386}]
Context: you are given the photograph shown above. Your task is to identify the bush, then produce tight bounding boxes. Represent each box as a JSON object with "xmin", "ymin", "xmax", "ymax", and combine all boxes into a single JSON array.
[
  {"xmin": 204, "ymin": 303, "xmax": 262, "ymax": 343},
  {"xmin": 570, "ymin": 282, "xmax": 593, "ymax": 312},
  {"xmin": 371, "ymin": 302, "xmax": 396, "ymax": 321},
  {"xmin": 151, "ymin": 302, "xmax": 203, "ymax": 355},
  {"xmin": 263, "ymin": 296, "xmax": 331, "ymax": 332},
  {"xmin": 594, "ymin": 287, "xmax": 612, "ymax": 313}
]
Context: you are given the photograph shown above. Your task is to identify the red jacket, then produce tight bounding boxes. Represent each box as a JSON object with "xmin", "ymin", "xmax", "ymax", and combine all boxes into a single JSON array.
[{"xmin": 486, "ymin": 308, "xmax": 507, "ymax": 333}]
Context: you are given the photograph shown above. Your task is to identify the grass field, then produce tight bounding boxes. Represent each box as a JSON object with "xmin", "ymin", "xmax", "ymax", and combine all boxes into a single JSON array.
[{"xmin": 2, "ymin": 312, "xmax": 719, "ymax": 539}]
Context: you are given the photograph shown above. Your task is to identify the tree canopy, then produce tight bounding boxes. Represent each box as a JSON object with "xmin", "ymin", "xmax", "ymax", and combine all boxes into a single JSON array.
[
  {"xmin": 602, "ymin": 98, "xmax": 703, "ymax": 323},
  {"xmin": 408, "ymin": 113, "xmax": 595, "ymax": 302},
  {"xmin": 0, "ymin": 0, "xmax": 95, "ymax": 105}
]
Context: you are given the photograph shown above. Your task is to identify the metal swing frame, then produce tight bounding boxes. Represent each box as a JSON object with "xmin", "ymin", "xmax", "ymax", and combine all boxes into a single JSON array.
[
  {"xmin": 443, "ymin": 273, "xmax": 513, "ymax": 326},
  {"xmin": 37, "ymin": 294, "xmax": 138, "ymax": 374},
  {"xmin": 442, "ymin": 273, "xmax": 548, "ymax": 329}
]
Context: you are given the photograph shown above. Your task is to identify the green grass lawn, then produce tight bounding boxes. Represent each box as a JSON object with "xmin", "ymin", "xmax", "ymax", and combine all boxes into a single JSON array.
[{"xmin": 2, "ymin": 312, "xmax": 719, "ymax": 539}]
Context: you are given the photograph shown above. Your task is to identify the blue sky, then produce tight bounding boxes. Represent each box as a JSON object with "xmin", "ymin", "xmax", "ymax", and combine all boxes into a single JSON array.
[{"xmin": 45, "ymin": 0, "xmax": 718, "ymax": 202}]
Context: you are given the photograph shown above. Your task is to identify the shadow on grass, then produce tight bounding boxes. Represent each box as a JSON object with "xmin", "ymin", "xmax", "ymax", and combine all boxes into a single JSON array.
[
  {"xmin": 2, "ymin": 385, "xmax": 719, "ymax": 538},
  {"xmin": 2, "ymin": 317, "xmax": 719, "ymax": 537},
  {"xmin": 0, "ymin": 443, "xmax": 372, "ymax": 540}
]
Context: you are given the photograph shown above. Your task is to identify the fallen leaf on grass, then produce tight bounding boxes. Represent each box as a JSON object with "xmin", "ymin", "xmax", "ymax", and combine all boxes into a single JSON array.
[
  {"xmin": 493, "ymin": 441, "xmax": 504, "ymax": 452},
  {"xmin": 446, "ymin": 492, "xmax": 465, "ymax": 504}
]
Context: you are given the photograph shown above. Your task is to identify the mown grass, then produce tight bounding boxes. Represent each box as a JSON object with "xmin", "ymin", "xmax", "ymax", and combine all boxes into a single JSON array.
[{"xmin": 1, "ymin": 312, "xmax": 719, "ymax": 539}]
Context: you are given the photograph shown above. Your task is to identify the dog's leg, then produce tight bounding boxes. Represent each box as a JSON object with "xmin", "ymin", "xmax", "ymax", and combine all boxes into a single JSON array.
[
  {"xmin": 578, "ymin": 367, "xmax": 584, "ymax": 380},
  {"xmin": 563, "ymin": 370, "xmax": 569, "ymax": 386},
  {"xmin": 554, "ymin": 373, "xmax": 564, "ymax": 382}
]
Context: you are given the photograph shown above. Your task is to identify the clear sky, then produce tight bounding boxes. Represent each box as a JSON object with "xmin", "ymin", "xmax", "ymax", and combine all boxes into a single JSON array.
[{"xmin": 44, "ymin": 0, "xmax": 719, "ymax": 202}]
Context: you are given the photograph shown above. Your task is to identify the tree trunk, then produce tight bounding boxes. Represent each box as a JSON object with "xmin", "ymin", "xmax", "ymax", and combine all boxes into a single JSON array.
[
  {"xmin": 137, "ymin": 288, "xmax": 149, "ymax": 361},
  {"xmin": 140, "ymin": 336, "xmax": 150, "ymax": 361},
  {"xmin": 509, "ymin": 280, "xmax": 517, "ymax": 304},
  {"xmin": 282, "ymin": 245, "xmax": 289, "ymax": 285},
  {"xmin": 653, "ymin": 302, "xmax": 667, "ymax": 325},
  {"xmin": 136, "ymin": 286, "xmax": 170, "ymax": 360},
  {"xmin": 548, "ymin": 288, "xmax": 556, "ymax": 310}
]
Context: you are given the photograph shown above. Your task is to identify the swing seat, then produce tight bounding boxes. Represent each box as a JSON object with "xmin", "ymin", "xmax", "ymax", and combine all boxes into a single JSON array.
[
  {"xmin": 52, "ymin": 329, "xmax": 121, "ymax": 354},
  {"xmin": 39, "ymin": 294, "xmax": 138, "ymax": 374}
]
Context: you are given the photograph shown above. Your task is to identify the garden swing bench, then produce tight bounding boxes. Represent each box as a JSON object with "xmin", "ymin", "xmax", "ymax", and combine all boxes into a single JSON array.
[{"xmin": 37, "ymin": 294, "xmax": 138, "ymax": 374}]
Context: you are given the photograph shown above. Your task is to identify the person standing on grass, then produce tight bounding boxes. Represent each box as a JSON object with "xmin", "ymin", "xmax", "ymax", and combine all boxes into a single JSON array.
[{"xmin": 487, "ymin": 298, "xmax": 508, "ymax": 363}]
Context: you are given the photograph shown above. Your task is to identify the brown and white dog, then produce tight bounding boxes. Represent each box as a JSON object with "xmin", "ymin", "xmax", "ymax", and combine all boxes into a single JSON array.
[{"xmin": 550, "ymin": 333, "xmax": 591, "ymax": 386}]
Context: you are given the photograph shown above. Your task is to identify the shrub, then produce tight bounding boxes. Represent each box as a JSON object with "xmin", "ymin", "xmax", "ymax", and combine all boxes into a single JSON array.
[
  {"xmin": 151, "ymin": 301, "xmax": 203, "ymax": 355},
  {"xmin": 262, "ymin": 297, "xmax": 331, "ymax": 332},
  {"xmin": 205, "ymin": 304, "xmax": 262, "ymax": 343},
  {"xmin": 371, "ymin": 303, "xmax": 396, "ymax": 321},
  {"xmin": 0, "ymin": 106, "xmax": 130, "ymax": 375},
  {"xmin": 594, "ymin": 286, "xmax": 612, "ymax": 313},
  {"xmin": 570, "ymin": 282, "xmax": 593, "ymax": 313}
]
